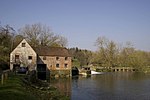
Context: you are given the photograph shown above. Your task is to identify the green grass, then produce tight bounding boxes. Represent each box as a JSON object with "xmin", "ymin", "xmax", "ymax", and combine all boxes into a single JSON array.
[
  {"xmin": 0, "ymin": 75, "xmax": 69, "ymax": 100},
  {"xmin": 0, "ymin": 75, "xmax": 37, "ymax": 100}
]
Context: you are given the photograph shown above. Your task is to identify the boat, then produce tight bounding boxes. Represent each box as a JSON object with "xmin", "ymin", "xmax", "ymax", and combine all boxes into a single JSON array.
[
  {"xmin": 79, "ymin": 67, "xmax": 91, "ymax": 76},
  {"xmin": 91, "ymin": 70, "xmax": 103, "ymax": 75}
]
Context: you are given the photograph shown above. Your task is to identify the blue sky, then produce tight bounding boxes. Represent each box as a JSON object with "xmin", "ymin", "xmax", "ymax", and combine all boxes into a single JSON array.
[{"xmin": 0, "ymin": 0, "xmax": 150, "ymax": 51}]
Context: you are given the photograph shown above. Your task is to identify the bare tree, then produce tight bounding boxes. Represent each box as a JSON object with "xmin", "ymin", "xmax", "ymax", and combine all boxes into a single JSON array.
[
  {"xmin": 12, "ymin": 35, "xmax": 24, "ymax": 50},
  {"xmin": 19, "ymin": 23, "xmax": 68, "ymax": 47},
  {"xmin": 95, "ymin": 36, "xmax": 119, "ymax": 68},
  {"xmin": 19, "ymin": 23, "xmax": 41, "ymax": 47},
  {"xmin": 94, "ymin": 36, "xmax": 150, "ymax": 72},
  {"xmin": 57, "ymin": 36, "xmax": 68, "ymax": 47}
]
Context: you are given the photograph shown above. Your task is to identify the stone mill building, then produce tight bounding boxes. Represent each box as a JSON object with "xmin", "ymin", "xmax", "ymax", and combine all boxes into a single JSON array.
[{"xmin": 10, "ymin": 39, "xmax": 72, "ymax": 79}]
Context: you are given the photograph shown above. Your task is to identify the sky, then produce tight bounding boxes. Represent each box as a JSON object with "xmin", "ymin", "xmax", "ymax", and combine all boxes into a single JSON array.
[{"xmin": 0, "ymin": 0, "xmax": 150, "ymax": 51}]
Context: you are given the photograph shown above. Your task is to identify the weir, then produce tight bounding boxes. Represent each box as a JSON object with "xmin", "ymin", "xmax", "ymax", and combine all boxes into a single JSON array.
[{"xmin": 111, "ymin": 67, "xmax": 136, "ymax": 72}]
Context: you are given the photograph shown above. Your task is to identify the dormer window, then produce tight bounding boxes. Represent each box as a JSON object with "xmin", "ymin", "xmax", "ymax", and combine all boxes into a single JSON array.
[{"xmin": 22, "ymin": 43, "xmax": 26, "ymax": 47}]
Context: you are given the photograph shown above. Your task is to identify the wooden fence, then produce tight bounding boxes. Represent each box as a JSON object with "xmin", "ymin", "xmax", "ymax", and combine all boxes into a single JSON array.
[{"xmin": 0, "ymin": 69, "xmax": 10, "ymax": 85}]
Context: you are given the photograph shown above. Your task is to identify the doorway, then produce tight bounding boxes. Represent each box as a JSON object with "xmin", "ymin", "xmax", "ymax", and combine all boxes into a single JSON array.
[{"xmin": 37, "ymin": 64, "xmax": 47, "ymax": 80}]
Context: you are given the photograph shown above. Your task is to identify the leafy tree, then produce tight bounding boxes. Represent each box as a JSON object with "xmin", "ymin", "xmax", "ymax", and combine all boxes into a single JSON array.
[
  {"xmin": 69, "ymin": 47, "xmax": 92, "ymax": 67},
  {"xmin": 94, "ymin": 36, "xmax": 150, "ymax": 72},
  {"xmin": 0, "ymin": 24, "xmax": 15, "ymax": 64},
  {"xmin": 95, "ymin": 36, "xmax": 119, "ymax": 68}
]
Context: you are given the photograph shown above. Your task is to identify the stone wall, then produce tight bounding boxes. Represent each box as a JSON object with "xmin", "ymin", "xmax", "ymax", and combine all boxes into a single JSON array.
[
  {"xmin": 50, "ymin": 70, "xmax": 71, "ymax": 78},
  {"xmin": 38, "ymin": 56, "xmax": 71, "ymax": 70}
]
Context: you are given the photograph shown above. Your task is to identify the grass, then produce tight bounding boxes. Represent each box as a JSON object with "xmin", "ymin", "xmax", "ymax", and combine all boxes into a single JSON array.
[
  {"xmin": 0, "ymin": 75, "xmax": 37, "ymax": 100},
  {"xmin": 0, "ymin": 75, "xmax": 69, "ymax": 100}
]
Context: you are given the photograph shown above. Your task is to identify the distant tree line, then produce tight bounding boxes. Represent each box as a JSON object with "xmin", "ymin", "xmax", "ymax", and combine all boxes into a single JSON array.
[
  {"xmin": 69, "ymin": 47, "xmax": 92, "ymax": 68},
  {"xmin": 69, "ymin": 36, "xmax": 150, "ymax": 72},
  {"xmin": 91, "ymin": 36, "xmax": 150, "ymax": 71}
]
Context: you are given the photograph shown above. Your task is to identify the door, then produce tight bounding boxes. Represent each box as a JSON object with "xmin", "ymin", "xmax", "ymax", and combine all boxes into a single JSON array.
[{"xmin": 37, "ymin": 64, "xmax": 47, "ymax": 80}]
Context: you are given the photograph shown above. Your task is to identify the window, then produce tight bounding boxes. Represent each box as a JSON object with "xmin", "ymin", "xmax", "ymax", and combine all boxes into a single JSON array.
[
  {"xmin": 15, "ymin": 55, "xmax": 19, "ymax": 59},
  {"xmin": 22, "ymin": 43, "xmax": 26, "ymax": 47},
  {"xmin": 50, "ymin": 65, "xmax": 52, "ymax": 67},
  {"xmin": 28, "ymin": 56, "xmax": 32, "ymax": 60},
  {"xmin": 43, "ymin": 56, "xmax": 46, "ymax": 60},
  {"xmin": 64, "ymin": 64, "xmax": 68, "ymax": 68},
  {"xmin": 65, "ymin": 57, "xmax": 68, "ymax": 60},
  {"xmin": 15, "ymin": 55, "xmax": 19, "ymax": 63},
  {"xmin": 56, "ymin": 64, "xmax": 59, "ymax": 68},
  {"xmin": 56, "ymin": 57, "xmax": 59, "ymax": 60}
]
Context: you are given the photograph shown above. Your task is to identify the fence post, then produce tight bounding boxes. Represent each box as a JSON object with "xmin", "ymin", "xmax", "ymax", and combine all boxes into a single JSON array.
[
  {"xmin": 3, "ymin": 73, "xmax": 7, "ymax": 80},
  {"xmin": 1, "ymin": 73, "xmax": 4, "ymax": 85}
]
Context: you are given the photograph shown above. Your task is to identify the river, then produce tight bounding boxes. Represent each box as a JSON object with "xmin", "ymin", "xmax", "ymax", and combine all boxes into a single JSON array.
[{"xmin": 50, "ymin": 72, "xmax": 150, "ymax": 100}]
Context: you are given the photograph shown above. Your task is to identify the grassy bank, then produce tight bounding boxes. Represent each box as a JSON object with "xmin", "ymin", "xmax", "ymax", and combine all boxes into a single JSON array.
[{"xmin": 0, "ymin": 75, "xmax": 69, "ymax": 100}]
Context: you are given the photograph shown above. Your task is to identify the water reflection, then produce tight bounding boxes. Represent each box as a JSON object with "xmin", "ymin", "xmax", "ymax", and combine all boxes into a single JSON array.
[
  {"xmin": 50, "ymin": 72, "xmax": 150, "ymax": 100},
  {"xmin": 50, "ymin": 78, "xmax": 71, "ymax": 98}
]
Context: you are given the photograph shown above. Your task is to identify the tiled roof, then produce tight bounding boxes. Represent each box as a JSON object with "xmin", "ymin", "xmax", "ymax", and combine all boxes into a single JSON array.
[{"xmin": 34, "ymin": 46, "xmax": 71, "ymax": 57}]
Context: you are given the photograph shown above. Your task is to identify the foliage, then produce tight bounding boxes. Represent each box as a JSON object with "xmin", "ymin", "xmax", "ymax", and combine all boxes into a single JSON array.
[
  {"xmin": 93, "ymin": 36, "xmax": 150, "ymax": 71},
  {"xmin": 69, "ymin": 47, "xmax": 92, "ymax": 67},
  {"xmin": 0, "ymin": 75, "xmax": 37, "ymax": 100},
  {"xmin": 94, "ymin": 36, "xmax": 119, "ymax": 68},
  {"xmin": 0, "ymin": 75, "xmax": 69, "ymax": 100},
  {"xmin": 72, "ymin": 59, "xmax": 80, "ymax": 67},
  {"xmin": 0, "ymin": 24, "xmax": 15, "ymax": 64}
]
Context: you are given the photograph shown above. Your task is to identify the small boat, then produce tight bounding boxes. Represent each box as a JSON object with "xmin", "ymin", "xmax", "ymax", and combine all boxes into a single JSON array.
[
  {"xmin": 91, "ymin": 70, "xmax": 103, "ymax": 75},
  {"xmin": 79, "ymin": 67, "xmax": 91, "ymax": 76}
]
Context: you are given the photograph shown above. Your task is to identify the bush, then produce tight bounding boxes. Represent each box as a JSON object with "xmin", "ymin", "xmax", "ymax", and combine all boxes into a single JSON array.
[{"xmin": 0, "ymin": 64, "xmax": 9, "ymax": 70}]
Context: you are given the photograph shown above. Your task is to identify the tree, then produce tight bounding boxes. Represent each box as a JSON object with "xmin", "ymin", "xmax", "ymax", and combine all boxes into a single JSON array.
[
  {"xmin": 94, "ymin": 36, "xmax": 150, "ymax": 72},
  {"xmin": 19, "ymin": 23, "xmax": 40, "ymax": 47},
  {"xmin": 95, "ymin": 36, "xmax": 119, "ymax": 68},
  {"xmin": 57, "ymin": 36, "xmax": 68, "ymax": 47},
  {"xmin": 69, "ymin": 47, "xmax": 93, "ymax": 67},
  {"xmin": 0, "ymin": 24, "xmax": 15, "ymax": 64},
  {"xmin": 19, "ymin": 23, "xmax": 68, "ymax": 47},
  {"xmin": 12, "ymin": 35, "xmax": 24, "ymax": 50}
]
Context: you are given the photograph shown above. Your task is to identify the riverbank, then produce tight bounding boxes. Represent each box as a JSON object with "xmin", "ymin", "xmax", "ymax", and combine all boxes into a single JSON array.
[{"xmin": 0, "ymin": 75, "xmax": 69, "ymax": 100}]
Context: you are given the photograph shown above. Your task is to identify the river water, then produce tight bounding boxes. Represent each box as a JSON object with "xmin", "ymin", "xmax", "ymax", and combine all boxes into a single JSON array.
[{"xmin": 50, "ymin": 72, "xmax": 150, "ymax": 100}]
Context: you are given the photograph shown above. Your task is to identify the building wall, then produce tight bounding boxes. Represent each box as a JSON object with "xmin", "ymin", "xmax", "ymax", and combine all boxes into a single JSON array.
[
  {"xmin": 10, "ymin": 39, "xmax": 37, "ymax": 71},
  {"xmin": 37, "ymin": 56, "xmax": 72, "ymax": 77},
  {"xmin": 10, "ymin": 39, "xmax": 72, "ymax": 78},
  {"xmin": 38, "ymin": 56, "xmax": 71, "ymax": 70}
]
